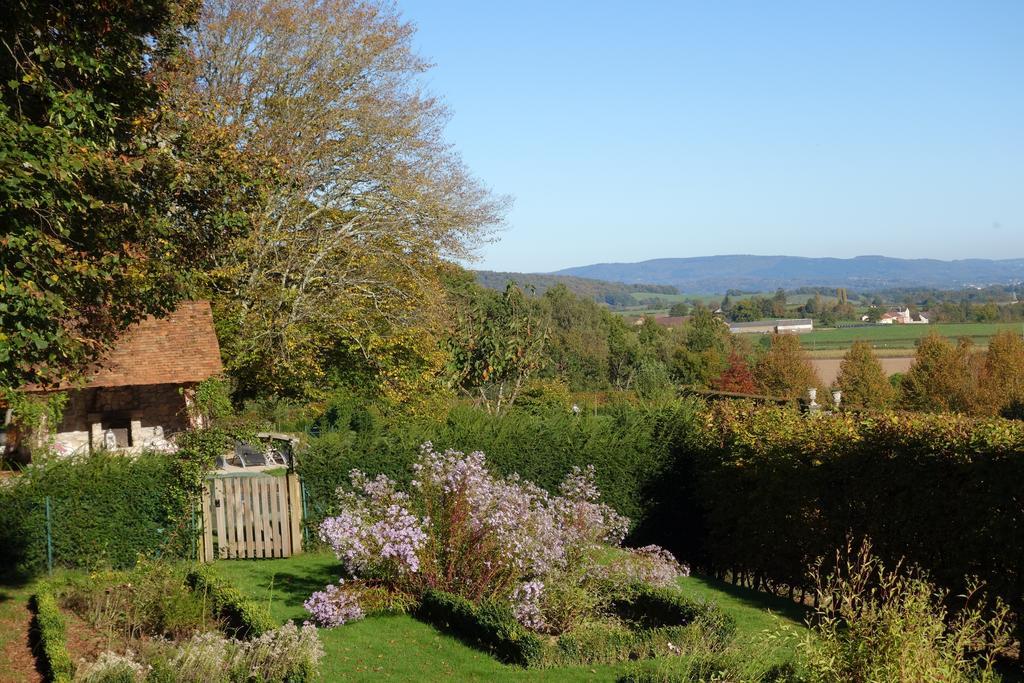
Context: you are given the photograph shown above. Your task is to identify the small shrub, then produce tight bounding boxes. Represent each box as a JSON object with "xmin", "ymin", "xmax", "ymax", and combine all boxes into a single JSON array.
[
  {"xmin": 231, "ymin": 621, "xmax": 324, "ymax": 683},
  {"xmin": 801, "ymin": 540, "xmax": 1013, "ymax": 683},
  {"xmin": 73, "ymin": 651, "xmax": 145, "ymax": 683}
]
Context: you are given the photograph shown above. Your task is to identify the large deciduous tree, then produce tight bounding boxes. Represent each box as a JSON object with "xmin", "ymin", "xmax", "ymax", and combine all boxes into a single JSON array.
[
  {"xmin": 834, "ymin": 341, "xmax": 895, "ymax": 410},
  {"xmin": 184, "ymin": 0, "xmax": 508, "ymax": 401},
  {"xmin": 0, "ymin": 0, "xmax": 255, "ymax": 390}
]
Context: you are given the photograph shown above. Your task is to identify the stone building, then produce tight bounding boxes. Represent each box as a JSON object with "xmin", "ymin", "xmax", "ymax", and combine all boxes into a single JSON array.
[{"xmin": 11, "ymin": 301, "xmax": 223, "ymax": 458}]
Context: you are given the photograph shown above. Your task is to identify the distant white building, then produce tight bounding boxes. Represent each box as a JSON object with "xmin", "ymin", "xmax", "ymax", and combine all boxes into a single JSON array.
[
  {"xmin": 878, "ymin": 307, "xmax": 928, "ymax": 325},
  {"xmin": 729, "ymin": 318, "xmax": 814, "ymax": 335}
]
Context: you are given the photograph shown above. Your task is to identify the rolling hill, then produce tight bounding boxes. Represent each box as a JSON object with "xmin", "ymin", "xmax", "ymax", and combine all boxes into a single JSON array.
[{"xmin": 553, "ymin": 255, "xmax": 1024, "ymax": 293}]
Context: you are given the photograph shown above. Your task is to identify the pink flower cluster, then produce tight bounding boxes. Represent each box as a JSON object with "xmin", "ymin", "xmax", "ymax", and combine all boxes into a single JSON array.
[
  {"xmin": 600, "ymin": 544, "xmax": 690, "ymax": 588},
  {"xmin": 414, "ymin": 444, "xmax": 629, "ymax": 578},
  {"xmin": 318, "ymin": 471, "xmax": 427, "ymax": 579},
  {"xmin": 510, "ymin": 580, "xmax": 546, "ymax": 631},
  {"xmin": 303, "ymin": 581, "xmax": 364, "ymax": 627}
]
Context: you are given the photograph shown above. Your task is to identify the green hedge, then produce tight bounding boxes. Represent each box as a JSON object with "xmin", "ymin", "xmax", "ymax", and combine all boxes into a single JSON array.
[
  {"xmin": 186, "ymin": 566, "xmax": 277, "ymax": 638},
  {"xmin": 0, "ymin": 452, "xmax": 200, "ymax": 577},
  {"xmin": 661, "ymin": 402, "xmax": 1024, "ymax": 639},
  {"xmin": 31, "ymin": 587, "xmax": 74, "ymax": 682},
  {"xmin": 298, "ymin": 401, "xmax": 697, "ymax": 542}
]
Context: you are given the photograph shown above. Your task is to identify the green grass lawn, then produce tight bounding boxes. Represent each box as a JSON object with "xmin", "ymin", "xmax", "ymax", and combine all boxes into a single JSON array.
[
  {"xmin": 799, "ymin": 322, "xmax": 1024, "ymax": 351},
  {"xmin": 213, "ymin": 553, "xmax": 809, "ymax": 682}
]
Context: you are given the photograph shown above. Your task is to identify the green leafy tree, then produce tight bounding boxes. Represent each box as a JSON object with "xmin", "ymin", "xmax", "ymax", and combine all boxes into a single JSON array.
[
  {"xmin": 0, "ymin": 0, "xmax": 254, "ymax": 389},
  {"xmin": 668, "ymin": 302, "xmax": 690, "ymax": 317},
  {"xmin": 446, "ymin": 284, "xmax": 549, "ymax": 414},
  {"xmin": 753, "ymin": 334, "xmax": 824, "ymax": 400},
  {"xmin": 670, "ymin": 308, "xmax": 730, "ymax": 387},
  {"xmin": 834, "ymin": 341, "xmax": 895, "ymax": 410},
  {"xmin": 900, "ymin": 334, "xmax": 977, "ymax": 413}
]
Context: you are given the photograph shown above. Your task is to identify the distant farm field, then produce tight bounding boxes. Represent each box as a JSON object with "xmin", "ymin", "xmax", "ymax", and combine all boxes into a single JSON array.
[{"xmin": 799, "ymin": 322, "xmax": 1024, "ymax": 351}]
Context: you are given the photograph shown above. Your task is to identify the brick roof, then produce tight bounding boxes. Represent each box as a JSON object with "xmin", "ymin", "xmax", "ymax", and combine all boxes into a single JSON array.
[{"xmin": 79, "ymin": 301, "xmax": 223, "ymax": 388}]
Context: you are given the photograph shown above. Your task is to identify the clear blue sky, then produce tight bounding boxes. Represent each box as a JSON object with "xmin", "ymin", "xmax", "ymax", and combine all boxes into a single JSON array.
[{"xmin": 399, "ymin": 0, "xmax": 1024, "ymax": 273}]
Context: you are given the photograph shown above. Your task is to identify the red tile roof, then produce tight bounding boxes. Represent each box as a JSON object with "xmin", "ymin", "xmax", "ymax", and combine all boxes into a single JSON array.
[{"xmin": 74, "ymin": 301, "xmax": 223, "ymax": 388}]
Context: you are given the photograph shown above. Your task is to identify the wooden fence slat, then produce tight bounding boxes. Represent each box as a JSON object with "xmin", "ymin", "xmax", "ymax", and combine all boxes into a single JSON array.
[
  {"xmin": 223, "ymin": 477, "xmax": 235, "ymax": 559},
  {"xmin": 264, "ymin": 479, "xmax": 276, "ymax": 557},
  {"xmin": 270, "ymin": 479, "xmax": 282, "ymax": 557},
  {"xmin": 244, "ymin": 478, "xmax": 257, "ymax": 559},
  {"xmin": 276, "ymin": 476, "xmax": 292, "ymax": 557},
  {"xmin": 253, "ymin": 478, "xmax": 265, "ymax": 557},
  {"xmin": 288, "ymin": 474, "xmax": 303, "ymax": 556},
  {"xmin": 223, "ymin": 477, "xmax": 235, "ymax": 558},
  {"xmin": 214, "ymin": 478, "xmax": 228, "ymax": 559},
  {"xmin": 201, "ymin": 482, "xmax": 214, "ymax": 562},
  {"xmin": 232, "ymin": 477, "xmax": 245, "ymax": 559}
]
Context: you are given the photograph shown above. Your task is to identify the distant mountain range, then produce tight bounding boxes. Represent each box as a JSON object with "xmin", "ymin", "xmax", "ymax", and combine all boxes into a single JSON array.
[{"xmin": 552, "ymin": 255, "xmax": 1024, "ymax": 293}]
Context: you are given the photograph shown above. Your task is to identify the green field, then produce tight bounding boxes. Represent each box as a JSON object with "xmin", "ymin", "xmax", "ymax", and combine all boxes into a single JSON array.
[
  {"xmin": 214, "ymin": 553, "xmax": 808, "ymax": 682},
  {"xmin": 799, "ymin": 322, "xmax": 1024, "ymax": 351}
]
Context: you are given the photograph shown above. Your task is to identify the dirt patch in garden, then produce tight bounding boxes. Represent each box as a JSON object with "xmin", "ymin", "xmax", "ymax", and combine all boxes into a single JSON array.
[
  {"xmin": 62, "ymin": 610, "xmax": 115, "ymax": 668},
  {"xmin": 0, "ymin": 591, "xmax": 43, "ymax": 683}
]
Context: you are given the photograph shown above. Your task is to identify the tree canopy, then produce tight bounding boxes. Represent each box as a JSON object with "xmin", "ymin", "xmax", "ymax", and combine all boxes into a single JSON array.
[{"xmin": 0, "ymin": 0, "xmax": 255, "ymax": 389}]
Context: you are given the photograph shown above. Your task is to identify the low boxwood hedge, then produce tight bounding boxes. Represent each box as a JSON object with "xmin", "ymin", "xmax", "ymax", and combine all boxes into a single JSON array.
[
  {"xmin": 416, "ymin": 589, "xmax": 543, "ymax": 666},
  {"xmin": 414, "ymin": 585, "xmax": 735, "ymax": 669},
  {"xmin": 31, "ymin": 586, "xmax": 74, "ymax": 682},
  {"xmin": 186, "ymin": 566, "xmax": 277, "ymax": 638}
]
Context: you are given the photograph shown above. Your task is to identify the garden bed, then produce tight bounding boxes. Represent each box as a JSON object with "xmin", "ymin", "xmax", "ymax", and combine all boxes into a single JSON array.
[{"xmin": 214, "ymin": 553, "xmax": 809, "ymax": 681}]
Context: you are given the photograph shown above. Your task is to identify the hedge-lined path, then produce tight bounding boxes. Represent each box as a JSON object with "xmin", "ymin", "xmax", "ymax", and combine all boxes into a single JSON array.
[
  {"xmin": 215, "ymin": 552, "xmax": 809, "ymax": 681},
  {"xmin": 0, "ymin": 582, "xmax": 42, "ymax": 683}
]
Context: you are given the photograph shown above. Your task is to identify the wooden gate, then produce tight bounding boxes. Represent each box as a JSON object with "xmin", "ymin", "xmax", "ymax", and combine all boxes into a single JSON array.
[{"xmin": 199, "ymin": 472, "xmax": 303, "ymax": 561}]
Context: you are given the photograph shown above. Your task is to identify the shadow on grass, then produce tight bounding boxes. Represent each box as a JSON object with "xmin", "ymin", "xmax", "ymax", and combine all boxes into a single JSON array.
[{"xmin": 685, "ymin": 575, "xmax": 810, "ymax": 625}]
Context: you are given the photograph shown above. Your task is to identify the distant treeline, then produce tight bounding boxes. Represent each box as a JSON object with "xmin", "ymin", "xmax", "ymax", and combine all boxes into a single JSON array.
[{"xmin": 474, "ymin": 271, "xmax": 678, "ymax": 308}]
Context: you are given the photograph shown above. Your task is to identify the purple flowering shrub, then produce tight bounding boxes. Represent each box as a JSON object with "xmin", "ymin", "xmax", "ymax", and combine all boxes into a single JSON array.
[
  {"xmin": 306, "ymin": 443, "xmax": 686, "ymax": 633},
  {"xmin": 303, "ymin": 581, "xmax": 364, "ymax": 627}
]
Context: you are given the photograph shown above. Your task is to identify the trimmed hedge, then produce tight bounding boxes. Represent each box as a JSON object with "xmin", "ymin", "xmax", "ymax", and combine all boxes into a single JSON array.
[
  {"xmin": 31, "ymin": 587, "xmax": 74, "ymax": 683},
  {"xmin": 186, "ymin": 566, "xmax": 277, "ymax": 638},
  {"xmin": 611, "ymin": 583, "xmax": 735, "ymax": 646},
  {"xmin": 660, "ymin": 401, "xmax": 1024, "ymax": 639},
  {"xmin": 415, "ymin": 586, "xmax": 735, "ymax": 669},
  {"xmin": 0, "ymin": 452, "xmax": 199, "ymax": 577},
  {"xmin": 416, "ymin": 589, "xmax": 543, "ymax": 666},
  {"xmin": 298, "ymin": 401, "xmax": 697, "ymax": 541}
]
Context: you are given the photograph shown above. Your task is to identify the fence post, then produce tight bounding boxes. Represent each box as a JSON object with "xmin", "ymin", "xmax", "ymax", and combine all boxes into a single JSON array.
[{"xmin": 45, "ymin": 496, "xmax": 53, "ymax": 575}]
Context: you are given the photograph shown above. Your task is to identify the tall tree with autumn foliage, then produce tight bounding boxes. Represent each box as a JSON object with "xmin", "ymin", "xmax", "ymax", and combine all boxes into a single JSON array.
[
  {"xmin": 753, "ymin": 334, "xmax": 824, "ymax": 400},
  {"xmin": 0, "ymin": 0, "xmax": 256, "ymax": 390},
  {"xmin": 976, "ymin": 331, "xmax": 1024, "ymax": 418},
  {"xmin": 834, "ymin": 341, "xmax": 895, "ymax": 410},
  {"xmin": 714, "ymin": 351, "xmax": 758, "ymax": 394},
  {"xmin": 900, "ymin": 334, "xmax": 977, "ymax": 413},
  {"xmin": 184, "ymin": 0, "xmax": 508, "ymax": 402}
]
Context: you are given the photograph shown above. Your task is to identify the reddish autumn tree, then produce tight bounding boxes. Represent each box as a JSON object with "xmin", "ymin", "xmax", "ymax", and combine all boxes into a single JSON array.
[{"xmin": 714, "ymin": 351, "xmax": 758, "ymax": 394}]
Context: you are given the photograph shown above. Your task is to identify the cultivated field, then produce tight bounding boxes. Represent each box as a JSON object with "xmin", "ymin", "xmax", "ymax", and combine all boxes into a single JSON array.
[{"xmin": 799, "ymin": 322, "xmax": 1024, "ymax": 351}]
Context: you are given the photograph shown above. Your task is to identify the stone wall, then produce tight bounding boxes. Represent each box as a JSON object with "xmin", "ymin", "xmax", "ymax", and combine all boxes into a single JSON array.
[{"xmin": 53, "ymin": 383, "xmax": 191, "ymax": 455}]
